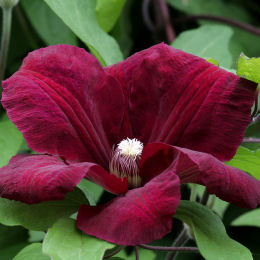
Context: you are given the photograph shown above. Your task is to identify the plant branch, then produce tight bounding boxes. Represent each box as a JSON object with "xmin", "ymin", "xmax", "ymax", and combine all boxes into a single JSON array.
[
  {"xmin": 142, "ymin": 0, "xmax": 175, "ymax": 43},
  {"xmin": 0, "ymin": 5, "xmax": 12, "ymax": 95},
  {"xmin": 165, "ymin": 226, "xmax": 190, "ymax": 260},
  {"xmin": 243, "ymin": 137, "xmax": 260, "ymax": 143},
  {"xmin": 155, "ymin": 0, "xmax": 175, "ymax": 43},
  {"xmin": 103, "ymin": 246, "xmax": 124, "ymax": 259},
  {"xmin": 175, "ymin": 14, "xmax": 260, "ymax": 37},
  {"xmin": 135, "ymin": 246, "xmax": 139, "ymax": 260},
  {"xmin": 139, "ymin": 244, "xmax": 199, "ymax": 252}
]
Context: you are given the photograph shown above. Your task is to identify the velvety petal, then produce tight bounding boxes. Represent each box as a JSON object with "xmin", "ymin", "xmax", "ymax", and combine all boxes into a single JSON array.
[
  {"xmin": 140, "ymin": 143, "xmax": 260, "ymax": 209},
  {"xmin": 0, "ymin": 155, "xmax": 128, "ymax": 204},
  {"xmin": 106, "ymin": 43, "xmax": 257, "ymax": 161},
  {"xmin": 77, "ymin": 170, "xmax": 180, "ymax": 245},
  {"xmin": 2, "ymin": 45, "xmax": 126, "ymax": 167}
]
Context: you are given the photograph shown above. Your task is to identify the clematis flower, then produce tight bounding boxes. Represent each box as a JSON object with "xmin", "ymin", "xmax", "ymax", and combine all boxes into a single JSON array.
[{"xmin": 1, "ymin": 43, "xmax": 260, "ymax": 245}]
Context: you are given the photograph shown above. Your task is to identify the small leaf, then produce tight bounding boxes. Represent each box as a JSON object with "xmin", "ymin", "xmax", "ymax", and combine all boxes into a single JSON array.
[
  {"xmin": 21, "ymin": 0, "xmax": 77, "ymax": 45},
  {"xmin": 206, "ymin": 57, "xmax": 219, "ymax": 66},
  {"xmin": 175, "ymin": 201, "xmax": 253, "ymax": 260},
  {"xmin": 237, "ymin": 54, "xmax": 260, "ymax": 84},
  {"xmin": 96, "ymin": 0, "xmax": 125, "ymax": 32},
  {"xmin": 43, "ymin": 0, "xmax": 123, "ymax": 65},
  {"xmin": 42, "ymin": 218, "xmax": 115, "ymax": 260},
  {"xmin": 231, "ymin": 208, "xmax": 260, "ymax": 228},
  {"xmin": 225, "ymin": 146, "xmax": 260, "ymax": 180},
  {"xmin": 13, "ymin": 243, "xmax": 50, "ymax": 260},
  {"xmin": 29, "ymin": 231, "xmax": 46, "ymax": 243},
  {"xmin": 77, "ymin": 179, "xmax": 104, "ymax": 206},
  {"xmin": 0, "ymin": 188, "xmax": 88, "ymax": 231},
  {"xmin": 0, "ymin": 116, "xmax": 24, "ymax": 167},
  {"xmin": 171, "ymin": 24, "xmax": 234, "ymax": 68}
]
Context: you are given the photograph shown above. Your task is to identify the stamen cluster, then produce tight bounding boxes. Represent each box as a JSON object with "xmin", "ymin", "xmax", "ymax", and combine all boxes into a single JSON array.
[{"xmin": 109, "ymin": 138, "xmax": 143, "ymax": 188}]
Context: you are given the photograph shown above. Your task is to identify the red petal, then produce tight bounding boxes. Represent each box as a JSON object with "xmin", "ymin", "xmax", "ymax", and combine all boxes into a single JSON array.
[
  {"xmin": 0, "ymin": 155, "xmax": 128, "ymax": 204},
  {"xmin": 2, "ymin": 45, "xmax": 125, "ymax": 167},
  {"xmin": 77, "ymin": 171, "xmax": 180, "ymax": 245},
  {"xmin": 140, "ymin": 143, "xmax": 260, "ymax": 209},
  {"xmin": 106, "ymin": 43, "xmax": 257, "ymax": 161}
]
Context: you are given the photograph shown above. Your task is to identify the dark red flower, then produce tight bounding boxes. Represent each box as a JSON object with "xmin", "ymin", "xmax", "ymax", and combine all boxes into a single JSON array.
[{"xmin": 0, "ymin": 43, "xmax": 260, "ymax": 245}]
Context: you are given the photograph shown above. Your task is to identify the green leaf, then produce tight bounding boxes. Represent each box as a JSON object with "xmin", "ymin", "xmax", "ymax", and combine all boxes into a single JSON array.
[
  {"xmin": 77, "ymin": 179, "xmax": 104, "ymax": 206},
  {"xmin": 0, "ymin": 116, "xmax": 24, "ymax": 167},
  {"xmin": 237, "ymin": 54, "xmax": 260, "ymax": 84},
  {"xmin": 96, "ymin": 0, "xmax": 125, "ymax": 32},
  {"xmin": 167, "ymin": 0, "xmax": 260, "ymax": 66},
  {"xmin": 0, "ymin": 224, "xmax": 28, "ymax": 260},
  {"xmin": 225, "ymin": 146, "xmax": 260, "ymax": 180},
  {"xmin": 167, "ymin": 0, "xmax": 250, "ymax": 22},
  {"xmin": 13, "ymin": 243, "xmax": 50, "ymax": 260},
  {"xmin": 21, "ymin": 0, "xmax": 77, "ymax": 45},
  {"xmin": 42, "ymin": 218, "xmax": 114, "ymax": 260},
  {"xmin": 43, "ymin": 0, "xmax": 123, "ymax": 66},
  {"xmin": 0, "ymin": 188, "xmax": 88, "ymax": 231},
  {"xmin": 175, "ymin": 201, "xmax": 253, "ymax": 260},
  {"xmin": 29, "ymin": 231, "xmax": 46, "ymax": 243},
  {"xmin": 171, "ymin": 24, "xmax": 234, "ymax": 68},
  {"xmin": 231, "ymin": 208, "xmax": 260, "ymax": 228}
]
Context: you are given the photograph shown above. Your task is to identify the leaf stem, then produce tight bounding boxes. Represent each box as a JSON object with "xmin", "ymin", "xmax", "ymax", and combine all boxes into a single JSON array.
[
  {"xmin": 243, "ymin": 137, "xmax": 260, "ymax": 143},
  {"xmin": 139, "ymin": 244, "xmax": 199, "ymax": 252},
  {"xmin": 200, "ymin": 189, "xmax": 210, "ymax": 205},
  {"xmin": 174, "ymin": 14, "xmax": 260, "ymax": 37},
  {"xmin": 165, "ymin": 226, "xmax": 190, "ymax": 260},
  {"xmin": 103, "ymin": 246, "xmax": 124, "ymax": 259},
  {"xmin": 135, "ymin": 246, "xmax": 139, "ymax": 260},
  {"xmin": 189, "ymin": 184, "xmax": 198, "ymax": 201},
  {"xmin": 0, "ymin": 5, "xmax": 12, "ymax": 95}
]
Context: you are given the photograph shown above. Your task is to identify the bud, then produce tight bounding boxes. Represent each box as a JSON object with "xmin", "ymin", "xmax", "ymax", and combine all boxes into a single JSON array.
[{"xmin": 0, "ymin": 0, "xmax": 19, "ymax": 8}]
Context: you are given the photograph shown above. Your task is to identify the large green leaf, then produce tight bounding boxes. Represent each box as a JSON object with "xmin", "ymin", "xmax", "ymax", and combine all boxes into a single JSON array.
[
  {"xmin": 175, "ymin": 201, "xmax": 253, "ymax": 260},
  {"xmin": 225, "ymin": 146, "xmax": 260, "ymax": 180},
  {"xmin": 0, "ymin": 224, "xmax": 28, "ymax": 260},
  {"xmin": 13, "ymin": 243, "xmax": 50, "ymax": 260},
  {"xmin": 167, "ymin": 0, "xmax": 260, "ymax": 64},
  {"xmin": 167, "ymin": 0, "xmax": 250, "ymax": 21},
  {"xmin": 237, "ymin": 54, "xmax": 260, "ymax": 84},
  {"xmin": 96, "ymin": 0, "xmax": 125, "ymax": 32},
  {"xmin": 42, "ymin": 218, "xmax": 114, "ymax": 260},
  {"xmin": 0, "ymin": 188, "xmax": 88, "ymax": 231},
  {"xmin": 43, "ymin": 0, "xmax": 123, "ymax": 66},
  {"xmin": 21, "ymin": 0, "xmax": 77, "ymax": 45},
  {"xmin": 231, "ymin": 208, "xmax": 260, "ymax": 228},
  {"xmin": 172, "ymin": 24, "xmax": 234, "ymax": 68},
  {"xmin": 0, "ymin": 116, "xmax": 24, "ymax": 167}
]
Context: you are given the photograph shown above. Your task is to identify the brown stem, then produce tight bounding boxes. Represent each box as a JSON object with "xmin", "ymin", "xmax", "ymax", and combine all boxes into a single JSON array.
[
  {"xmin": 135, "ymin": 246, "xmax": 140, "ymax": 260},
  {"xmin": 156, "ymin": 0, "xmax": 175, "ymax": 42},
  {"xmin": 103, "ymin": 246, "xmax": 124, "ymax": 259},
  {"xmin": 142, "ymin": 0, "xmax": 155, "ymax": 31},
  {"xmin": 243, "ymin": 137, "xmax": 260, "ymax": 143},
  {"xmin": 175, "ymin": 14, "xmax": 260, "ymax": 37},
  {"xmin": 139, "ymin": 244, "xmax": 199, "ymax": 252}
]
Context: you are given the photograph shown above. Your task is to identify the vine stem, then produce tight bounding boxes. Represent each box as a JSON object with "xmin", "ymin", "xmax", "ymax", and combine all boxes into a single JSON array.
[
  {"xmin": 135, "ymin": 246, "xmax": 139, "ymax": 260},
  {"xmin": 139, "ymin": 244, "xmax": 199, "ymax": 253},
  {"xmin": 243, "ymin": 137, "xmax": 260, "ymax": 143},
  {"xmin": 0, "ymin": 5, "xmax": 12, "ymax": 95},
  {"xmin": 103, "ymin": 246, "xmax": 124, "ymax": 259},
  {"xmin": 174, "ymin": 14, "xmax": 260, "ymax": 37},
  {"xmin": 165, "ymin": 226, "xmax": 191, "ymax": 260}
]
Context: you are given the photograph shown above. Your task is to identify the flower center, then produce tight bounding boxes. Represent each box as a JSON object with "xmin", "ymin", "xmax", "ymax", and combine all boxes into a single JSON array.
[{"xmin": 109, "ymin": 138, "xmax": 143, "ymax": 188}]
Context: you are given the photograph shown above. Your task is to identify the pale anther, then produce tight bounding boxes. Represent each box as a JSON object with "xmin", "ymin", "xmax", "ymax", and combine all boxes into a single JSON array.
[{"xmin": 117, "ymin": 138, "xmax": 143, "ymax": 158}]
